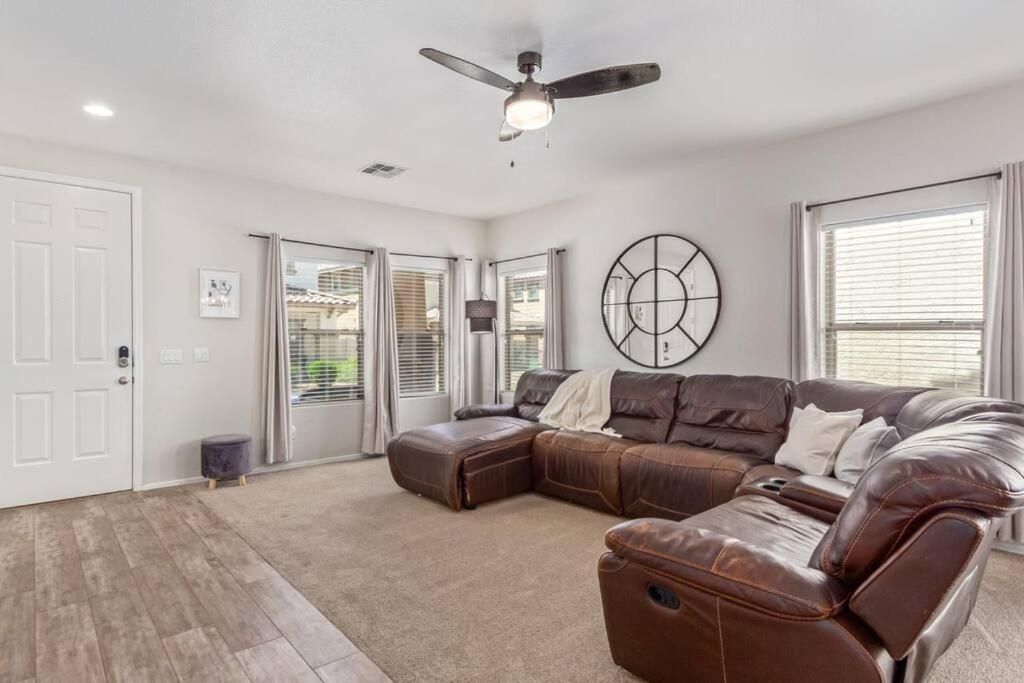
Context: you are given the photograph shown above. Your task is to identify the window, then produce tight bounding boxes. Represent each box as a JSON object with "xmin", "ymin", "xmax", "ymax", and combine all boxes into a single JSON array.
[
  {"xmin": 392, "ymin": 269, "xmax": 446, "ymax": 396},
  {"xmin": 499, "ymin": 267, "xmax": 546, "ymax": 393},
  {"xmin": 822, "ymin": 206, "xmax": 986, "ymax": 394},
  {"xmin": 285, "ymin": 257, "xmax": 365, "ymax": 405}
]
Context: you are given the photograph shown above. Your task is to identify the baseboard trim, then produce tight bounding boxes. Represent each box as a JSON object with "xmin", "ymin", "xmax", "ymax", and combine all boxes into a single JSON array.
[
  {"xmin": 138, "ymin": 452, "xmax": 372, "ymax": 491},
  {"xmin": 995, "ymin": 540, "xmax": 1024, "ymax": 556}
]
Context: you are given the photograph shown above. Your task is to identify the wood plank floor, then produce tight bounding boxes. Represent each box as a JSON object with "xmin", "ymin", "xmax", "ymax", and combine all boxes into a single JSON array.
[{"xmin": 0, "ymin": 486, "xmax": 391, "ymax": 683}]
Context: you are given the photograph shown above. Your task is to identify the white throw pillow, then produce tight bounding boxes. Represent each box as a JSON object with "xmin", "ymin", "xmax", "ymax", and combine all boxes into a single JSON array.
[
  {"xmin": 774, "ymin": 404, "xmax": 863, "ymax": 476},
  {"xmin": 833, "ymin": 417, "xmax": 901, "ymax": 485}
]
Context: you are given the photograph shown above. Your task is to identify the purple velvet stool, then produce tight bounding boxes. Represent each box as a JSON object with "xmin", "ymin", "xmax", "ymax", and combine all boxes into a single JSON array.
[{"xmin": 201, "ymin": 434, "xmax": 252, "ymax": 489}]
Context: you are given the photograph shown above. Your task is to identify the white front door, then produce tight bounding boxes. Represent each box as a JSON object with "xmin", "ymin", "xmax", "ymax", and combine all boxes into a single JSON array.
[{"xmin": 0, "ymin": 174, "xmax": 134, "ymax": 508}]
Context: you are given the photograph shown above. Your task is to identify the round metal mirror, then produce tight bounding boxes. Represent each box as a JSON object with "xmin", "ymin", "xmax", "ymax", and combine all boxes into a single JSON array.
[{"xmin": 601, "ymin": 234, "xmax": 721, "ymax": 368}]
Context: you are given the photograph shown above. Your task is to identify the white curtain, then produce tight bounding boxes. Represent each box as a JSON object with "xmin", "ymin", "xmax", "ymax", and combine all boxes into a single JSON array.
[
  {"xmin": 261, "ymin": 234, "xmax": 293, "ymax": 463},
  {"xmin": 790, "ymin": 201, "xmax": 822, "ymax": 381},
  {"xmin": 448, "ymin": 256, "xmax": 467, "ymax": 417},
  {"xmin": 361, "ymin": 247, "xmax": 400, "ymax": 455},
  {"xmin": 987, "ymin": 162, "xmax": 1024, "ymax": 544},
  {"xmin": 480, "ymin": 260, "xmax": 498, "ymax": 403},
  {"xmin": 544, "ymin": 247, "xmax": 565, "ymax": 369}
]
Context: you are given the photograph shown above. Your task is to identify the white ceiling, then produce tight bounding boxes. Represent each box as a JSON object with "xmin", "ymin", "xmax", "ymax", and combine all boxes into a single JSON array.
[{"xmin": 3, "ymin": 1, "xmax": 1024, "ymax": 219}]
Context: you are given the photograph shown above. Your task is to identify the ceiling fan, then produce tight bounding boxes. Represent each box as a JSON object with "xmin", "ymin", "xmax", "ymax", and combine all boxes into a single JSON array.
[{"xmin": 419, "ymin": 48, "xmax": 661, "ymax": 142}]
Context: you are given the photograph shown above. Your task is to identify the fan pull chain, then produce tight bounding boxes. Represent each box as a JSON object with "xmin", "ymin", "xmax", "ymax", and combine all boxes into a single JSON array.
[
  {"xmin": 545, "ymin": 124, "xmax": 550, "ymax": 149},
  {"xmin": 510, "ymin": 134, "xmax": 516, "ymax": 168}
]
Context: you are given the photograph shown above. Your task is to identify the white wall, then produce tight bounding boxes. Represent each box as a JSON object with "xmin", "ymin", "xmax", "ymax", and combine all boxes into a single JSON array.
[
  {"xmin": 486, "ymin": 79, "xmax": 1024, "ymax": 377},
  {"xmin": 0, "ymin": 134, "xmax": 485, "ymax": 486}
]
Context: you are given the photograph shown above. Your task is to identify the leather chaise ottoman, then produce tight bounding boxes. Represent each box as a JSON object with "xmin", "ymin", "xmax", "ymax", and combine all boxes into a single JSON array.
[{"xmin": 386, "ymin": 416, "xmax": 551, "ymax": 510}]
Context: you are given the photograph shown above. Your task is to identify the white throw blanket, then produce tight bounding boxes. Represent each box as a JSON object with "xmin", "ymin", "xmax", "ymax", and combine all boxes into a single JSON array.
[{"xmin": 538, "ymin": 368, "xmax": 620, "ymax": 436}]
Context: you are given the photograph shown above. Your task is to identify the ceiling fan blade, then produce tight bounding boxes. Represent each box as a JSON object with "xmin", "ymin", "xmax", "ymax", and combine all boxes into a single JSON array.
[
  {"xmin": 499, "ymin": 120, "xmax": 522, "ymax": 142},
  {"xmin": 546, "ymin": 63, "xmax": 661, "ymax": 99},
  {"xmin": 419, "ymin": 48, "xmax": 515, "ymax": 91}
]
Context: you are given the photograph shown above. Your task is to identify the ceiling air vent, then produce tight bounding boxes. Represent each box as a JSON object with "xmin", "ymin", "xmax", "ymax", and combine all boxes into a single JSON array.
[{"xmin": 359, "ymin": 162, "xmax": 408, "ymax": 179}]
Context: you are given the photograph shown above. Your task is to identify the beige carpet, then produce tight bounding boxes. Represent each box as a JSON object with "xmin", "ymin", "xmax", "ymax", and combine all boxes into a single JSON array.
[{"xmin": 195, "ymin": 457, "xmax": 1024, "ymax": 682}]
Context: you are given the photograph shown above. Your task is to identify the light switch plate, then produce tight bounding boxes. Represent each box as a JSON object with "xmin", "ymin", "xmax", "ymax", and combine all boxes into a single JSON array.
[
  {"xmin": 159, "ymin": 349, "xmax": 183, "ymax": 365},
  {"xmin": 194, "ymin": 347, "xmax": 210, "ymax": 362}
]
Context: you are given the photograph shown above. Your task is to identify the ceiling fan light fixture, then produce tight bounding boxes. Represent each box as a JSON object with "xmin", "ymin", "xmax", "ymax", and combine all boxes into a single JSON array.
[{"xmin": 504, "ymin": 82, "xmax": 553, "ymax": 131}]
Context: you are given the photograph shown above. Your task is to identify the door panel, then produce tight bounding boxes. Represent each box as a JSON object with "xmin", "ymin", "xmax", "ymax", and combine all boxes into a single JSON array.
[{"xmin": 0, "ymin": 175, "xmax": 133, "ymax": 508}]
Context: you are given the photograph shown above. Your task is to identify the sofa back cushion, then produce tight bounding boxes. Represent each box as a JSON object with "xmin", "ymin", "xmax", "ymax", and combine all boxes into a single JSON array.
[
  {"xmin": 794, "ymin": 378, "xmax": 930, "ymax": 426},
  {"xmin": 513, "ymin": 369, "xmax": 576, "ymax": 420},
  {"xmin": 512, "ymin": 369, "xmax": 683, "ymax": 442},
  {"xmin": 669, "ymin": 375, "xmax": 794, "ymax": 459},
  {"xmin": 813, "ymin": 393, "xmax": 1024, "ymax": 586},
  {"xmin": 605, "ymin": 371, "xmax": 684, "ymax": 442}
]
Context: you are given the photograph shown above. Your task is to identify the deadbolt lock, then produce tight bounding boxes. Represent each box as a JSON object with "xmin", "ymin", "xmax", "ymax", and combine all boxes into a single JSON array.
[{"xmin": 118, "ymin": 345, "xmax": 130, "ymax": 368}]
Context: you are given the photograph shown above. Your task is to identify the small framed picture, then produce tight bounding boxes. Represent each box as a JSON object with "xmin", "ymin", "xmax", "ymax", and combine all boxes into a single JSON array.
[{"xmin": 199, "ymin": 269, "xmax": 240, "ymax": 318}]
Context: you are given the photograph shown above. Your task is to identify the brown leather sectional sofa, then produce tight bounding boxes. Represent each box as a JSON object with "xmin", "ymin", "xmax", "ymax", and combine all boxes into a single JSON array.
[{"xmin": 385, "ymin": 369, "xmax": 1024, "ymax": 682}]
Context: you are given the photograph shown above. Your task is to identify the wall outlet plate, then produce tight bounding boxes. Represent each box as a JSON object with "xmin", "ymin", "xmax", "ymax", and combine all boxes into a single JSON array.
[
  {"xmin": 159, "ymin": 349, "xmax": 183, "ymax": 365},
  {"xmin": 194, "ymin": 347, "xmax": 210, "ymax": 362}
]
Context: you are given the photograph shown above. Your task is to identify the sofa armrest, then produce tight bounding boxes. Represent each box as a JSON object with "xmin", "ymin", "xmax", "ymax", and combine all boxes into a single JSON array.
[
  {"xmin": 605, "ymin": 518, "xmax": 848, "ymax": 619},
  {"xmin": 453, "ymin": 403, "xmax": 518, "ymax": 420},
  {"xmin": 780, "ymin": 475, "xmax": 853, "ymax": 516}
]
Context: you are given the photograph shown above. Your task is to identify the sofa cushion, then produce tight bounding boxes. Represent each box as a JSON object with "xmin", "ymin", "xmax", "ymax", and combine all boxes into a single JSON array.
[
  {"xmin": 620, "ymin": 443, "xmax": 765, "ymax": 520},
  {"xmin": 794, "ymin": 378, "xmax": 930, "ymax": 426},
  {"xmin": 513, "ymin": 369, "xmax": 682, "ymax": 441},
  {"xmin": 605, "ymin": 371, "xmax": 683, "ymax": 442},
  {"xmin": 531, "ymin": 431, "xmax": 638, "ymax": 514},
  {"xmin": 514, "ymin": 369, "xmax": 576, "ymax": 420},
  {"xmin": 605, "ymin": 495, "xmax": 843, "ymax": 617},
  {"xmin": 669, "ymin": 375, "xmax": 793, "ymax": 459}
]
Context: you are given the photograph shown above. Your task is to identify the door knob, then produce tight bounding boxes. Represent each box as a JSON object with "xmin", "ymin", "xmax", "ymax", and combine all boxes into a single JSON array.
[{"xmin": 118, "ymin": 376, "xmax": 130, "ymax": 385}]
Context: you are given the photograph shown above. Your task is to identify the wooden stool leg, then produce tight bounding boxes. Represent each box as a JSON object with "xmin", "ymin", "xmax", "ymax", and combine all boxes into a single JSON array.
[
  {"xmin": 239, "ymin": 475, "xmax": 247, "ymax": 487},
  {"xmin": 209, "ymin": 479, "xmax": 217, "ymax": 490}
]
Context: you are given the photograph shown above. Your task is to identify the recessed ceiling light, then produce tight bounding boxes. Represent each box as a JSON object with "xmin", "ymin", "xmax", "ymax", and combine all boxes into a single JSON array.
[{"xmin": 83, "ymin": 103, "xmax": 114, "ymax": 118}]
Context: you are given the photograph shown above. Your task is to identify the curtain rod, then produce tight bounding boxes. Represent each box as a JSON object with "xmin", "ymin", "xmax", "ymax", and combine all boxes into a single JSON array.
[
  {"xmin": 247, "ymin": 233, "xmax": 471, "ymax": 261},
  {"xmin": 805, "ymin": 171, "xmax": 1002, "ymax": 211},
  {"xmin": 489, "ymin": 248, "xmax": 566, "ymax": 267}
]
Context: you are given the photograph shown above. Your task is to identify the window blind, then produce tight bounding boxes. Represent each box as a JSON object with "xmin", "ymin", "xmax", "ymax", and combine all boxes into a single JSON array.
[
  {"xmin": 285, "ymin": 258, "xmax": 365, "ymax": 405},
  {"xmin": 392, "ymin": 269, "xmax": 446, "ymax": 396},
  {"xmin": 823, "ymin": 207, "xmax": 986, "ymax": 394},
  {"xmin": 500, "ymin": 268, "xmax": 545, "ymax": 392}
]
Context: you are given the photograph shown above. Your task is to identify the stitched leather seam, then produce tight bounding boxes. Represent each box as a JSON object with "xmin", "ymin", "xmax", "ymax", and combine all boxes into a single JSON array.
[
  {"xmin": 608, "ymin": 535, "xmax": 840, "ymax": 613},
  {"xmin": 541, "ymin": 446, "xmax": 619, "ymax": 511},
  {"xmin": 837, "ymin": 474, "xmax": 1024, "ymax": 575},
  {"xmin": 628, "ymin": 450, "xmax": 751, "ymax": 475},
  {"xmin": 628, "ymin": 497, "xmax": 691, "ymax": 519},
  {"xmin": 670, "ymin": 424, "xmax": 786, "ymax": 438},
  {"xmin": 464, "ymin": 455, "xmax": 531, "ymax": 477},
  {"xmin": 849, "ymin": 513, "xmax": 978, "ymax": 604},
  {"xmin": 716, "ymin": 597, "xmax": 728, "ymax": 683},
  {"xmin": 710, "ymin": 544, "xmax": 730, "ymax": 573},
  {"xmin": 849, "ymin": 514, "xmax": 983, "ymax": 659},
  {"xmin": 882, "ymin": 499, "xmax": 999, "ymax": 559},
  {"xmin": 828, "ymin": 619, "xmax": 885, "ymax": 682},
  {"xmin": 539, "ymin": 475, "xmax": 618, "ymax": 511},
  {"xmin": 894, "ymin": 519, "xmax": 984, "ymax": 659},
  {"xmin": 683, "ymin": 378, "xmax": 791, "ymax": 413},
  {"xmin": 390, "ymin": 460, "xmax": 453, "ymax": 506},
  {"xmin": 538, "ymin": 439, "xmax": 636, "ymax": 456},
  {"xmin": 629, "ymin": 561, "xmax": 841, "ymax": 622}
]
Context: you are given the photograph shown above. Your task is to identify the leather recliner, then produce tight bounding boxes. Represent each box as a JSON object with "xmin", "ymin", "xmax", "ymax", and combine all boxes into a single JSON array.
[{"xmin": 598, "ymin": 390, "xmax": 1024, "ymax": 682}]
